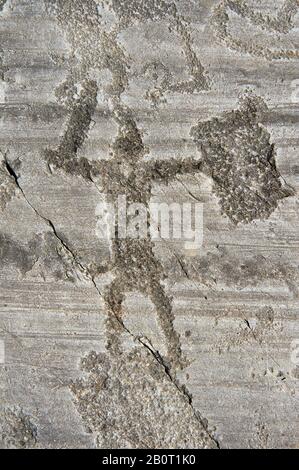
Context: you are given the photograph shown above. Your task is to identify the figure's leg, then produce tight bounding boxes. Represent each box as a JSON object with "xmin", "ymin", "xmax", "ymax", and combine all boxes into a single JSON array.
[
  {"xmin": 104, "ymin": 277, "xmax": 127, "ymax": 355},
  {"xmin": 146, "ymin": 278, "xmax": 187, "ymax": 371}
]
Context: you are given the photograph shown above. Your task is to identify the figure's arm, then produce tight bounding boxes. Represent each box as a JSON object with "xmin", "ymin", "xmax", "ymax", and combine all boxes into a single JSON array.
[
  {"xmin": 45, "ymin": 77, "xmax": 99, "ymax": 181},
  {"xmin": 146, "ymin": 157, "xmax": 202, "ymax": 182}
]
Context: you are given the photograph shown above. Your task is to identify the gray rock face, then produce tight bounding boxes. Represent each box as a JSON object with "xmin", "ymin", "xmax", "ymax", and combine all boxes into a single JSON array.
[{"xmin": 0, "ymin": 0, "xmax": 298, "ymax": 449}]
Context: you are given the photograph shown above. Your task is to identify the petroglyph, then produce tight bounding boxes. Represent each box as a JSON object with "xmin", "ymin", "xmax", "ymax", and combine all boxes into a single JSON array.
[
  {"xmin": 45, "ymin": 2, "xmax": 293, "ymax": 381},
  {"xmin": 211, "ymin": 0, "xmax": 299, "ymax": 59},
  {"xmin": 44, "ymin": 0, "xmax": 210, "ymax": 372},
  {"xmin": 107, "ymin": 0, "xmax": 209, "ymax": 94},
  {"xmin": 70, "ymin": 348, "xmax": 217, "ymax": 448},
  {"xmin": 45, "ymin": 79, "xmax": 99, "ymax": 180},
  {"xmin": 191, "ymin": 95, "xmax": 293, "ymax": 223},
  {"xmin": 1, "ymin": 0, "xmax": 298, "ymax": 450},
  {"xmin": 42, "ymin": 1, "xmax": 222, "ymax": 447}
]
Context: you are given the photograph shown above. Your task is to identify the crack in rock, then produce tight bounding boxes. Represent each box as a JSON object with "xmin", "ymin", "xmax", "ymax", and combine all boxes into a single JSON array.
[
  {"xmin": 70, "ymin": 347, "xmax": 218, "ymax": 449},
  {"xmin": 44, "ymin": 0, "xmax": 209, "ymax": 371},
  {"xmin": 38, "ymin": 2, "xmax": 295, "ymax": 448},
  {"xmin": 0, "ymin": 151, "xmax": 17, "ymax": 210},
  {"xmin": 42, "ymin": 0, "xmax": 222, "ymax": 448},
  {"xmin": 1, "ymin": 155, "xmax": 99, "ymax": 285}
]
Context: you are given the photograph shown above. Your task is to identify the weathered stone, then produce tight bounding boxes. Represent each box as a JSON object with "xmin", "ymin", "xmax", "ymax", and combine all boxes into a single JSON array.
[{"xmin": 0, "ymin": 0, "xmax": 298, "ymax": 449}]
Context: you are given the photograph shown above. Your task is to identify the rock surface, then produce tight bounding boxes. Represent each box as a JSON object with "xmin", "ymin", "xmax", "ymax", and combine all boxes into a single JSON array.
[{"xmin": 0, "ymin": 0, "xmax": 298, "ymax": 449}]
